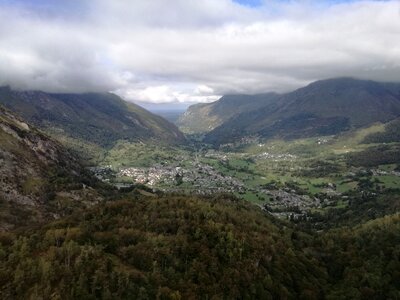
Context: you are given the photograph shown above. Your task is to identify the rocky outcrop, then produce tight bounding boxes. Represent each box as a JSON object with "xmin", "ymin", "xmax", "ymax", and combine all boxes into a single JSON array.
[{"xmin": 0, "ymin": 106, "xmax": 103, "ymax": 230}]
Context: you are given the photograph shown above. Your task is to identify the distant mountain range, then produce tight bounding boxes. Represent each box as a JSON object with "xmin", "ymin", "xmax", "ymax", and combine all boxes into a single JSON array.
[
  {"xmin": 0, "ymin": 87, "xmax": 185, "ymax": 159},
  {"xmin": 178, "ymin": 78, "xmax": 400, "ymax": 144},
  {"xmin": 177, "ymin": 93, "xmax": 279, "ymax": 133}
]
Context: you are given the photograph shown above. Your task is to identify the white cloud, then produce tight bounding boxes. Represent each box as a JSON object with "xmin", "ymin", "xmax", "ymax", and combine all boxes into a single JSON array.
[
  {"xmin": 115, "ymin": 84, "xmax": 220, "ymax": 104},
  {"xmin": 0, "ymin": 0, "xmax": 399, "ymax": 103}
]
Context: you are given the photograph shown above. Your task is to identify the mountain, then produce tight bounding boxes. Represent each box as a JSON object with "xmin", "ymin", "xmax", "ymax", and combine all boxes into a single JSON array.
[
  {"xmin": 0, "ymin": 106, "xmax": 106, "ymax": 230},
  {"xmin": 201, "ymin": 78, "xmax": 400, "ymax": 144},
  {"xmin": 177, "ymin": 93, "xmax": 279, "ymax": 133},
  {"xmin": 0, "ymin": 87, "xmax": 186, "ymax": 159}
]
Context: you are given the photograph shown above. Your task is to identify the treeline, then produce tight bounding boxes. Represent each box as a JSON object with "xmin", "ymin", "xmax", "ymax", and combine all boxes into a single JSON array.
[
  {"xmin": 304, "ymin": 189, "xmax": 400, "ymax": 229},
  {"xmin": 294, "ymin": 159, "xmax": 342, "ymax": 178},
  {"xmin": 363, "ymin": 118, "xmax": 400, "ymax": 144},
  {"xmin": 346, "ymin": 145, "xmax": 400, "ymax": 167}
]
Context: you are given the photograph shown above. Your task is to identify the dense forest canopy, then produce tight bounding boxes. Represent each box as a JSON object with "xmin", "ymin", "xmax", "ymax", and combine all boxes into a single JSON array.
[{"xmin": 1, "ymin": 193, "xmax": 400, "ymax": 299}]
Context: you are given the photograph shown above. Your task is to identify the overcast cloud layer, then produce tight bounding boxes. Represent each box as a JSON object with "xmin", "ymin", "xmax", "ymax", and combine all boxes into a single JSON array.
[{"xmin": 0, "ymin": 0, "xmax": 399, "ymax": 104}]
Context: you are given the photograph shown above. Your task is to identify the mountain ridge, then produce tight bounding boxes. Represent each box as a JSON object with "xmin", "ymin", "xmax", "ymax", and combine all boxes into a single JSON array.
[
  {"xmin": 0, "ymin": 87, "xmax": 186, "ymax": 159},
  {"xmin": 177, "ymin": 92, "xmax": 279, "ymax": 134},
  {"xmin": 198, "ymin": 78, "xmax": 400, "ymax": 144}
]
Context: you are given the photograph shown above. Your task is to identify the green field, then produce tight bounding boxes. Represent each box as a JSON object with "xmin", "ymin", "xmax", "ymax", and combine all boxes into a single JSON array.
[{"xmin": 93, "ymin": 124, "xmax": 399, "ymax": 218}]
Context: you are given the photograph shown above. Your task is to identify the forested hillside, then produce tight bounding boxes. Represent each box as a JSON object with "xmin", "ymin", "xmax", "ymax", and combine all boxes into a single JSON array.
[
  {"xmin": 0, "ymin": 195, "xmax": 327, "ymax": 299},
  {"xmin": 202, "ymin": 78, "xmax": 400, "ymax": 144},
  {"xmin": 363, "ymin": 118, "xmax": 400, "ymax": 144},
  {"xmin": 0, "ymin": 87, "xmax": 185, "ymax": 160},
  {"xmin": 1, "ymin": 193, "xmax": 399, "ymax": 299}
]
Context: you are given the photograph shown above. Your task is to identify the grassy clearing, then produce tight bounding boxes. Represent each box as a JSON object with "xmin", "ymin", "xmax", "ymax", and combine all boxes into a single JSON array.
[
  {"xmin": 375, "ymin": 175, "xmax": 400, "ymax": 189},
  {"xmin": 235, "ymin": 191, "xmax": 265, "ymax": 204},
  {"xmin": 335, "ymin": 181, "xmax": 358, "ymax": 193}
]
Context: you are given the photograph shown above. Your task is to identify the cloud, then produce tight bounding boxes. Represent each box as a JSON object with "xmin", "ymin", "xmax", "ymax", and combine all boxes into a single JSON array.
[
  {"xmin": 0, "ymin": 0, "xmax": 399, "ymax": 103},
  {"xmin": 115, "ymin": 84, "xmax": 220, "ymax": 104}
]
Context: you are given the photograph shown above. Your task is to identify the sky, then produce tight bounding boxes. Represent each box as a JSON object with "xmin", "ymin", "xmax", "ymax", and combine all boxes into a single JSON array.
[{"xmin": 0, "ymin": 0, "xmax": 399, "ymax": 105}]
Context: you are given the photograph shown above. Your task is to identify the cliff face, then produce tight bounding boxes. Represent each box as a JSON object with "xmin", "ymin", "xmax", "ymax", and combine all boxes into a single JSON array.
[{"xmin": 0, "ymin": 106, "xmax": 103, "ymax": 230}]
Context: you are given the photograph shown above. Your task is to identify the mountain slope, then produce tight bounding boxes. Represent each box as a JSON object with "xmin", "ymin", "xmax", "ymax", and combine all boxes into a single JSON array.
[
  {"xmin": 0, "ymin": 106, "xmax": 105, "ymax": 230},
  {"xmin": 0, "ymin": 195, "xmax": 328, "ymax": 299},
  {"xmin": 0, "ymin": 87, "xmax": 186, "ymax": 156},
  {"xmin": 1, "ymin": 192, "xmax": 400, "ymax": 299},
  {"xmin": 177, "ymin": 93, "xmax": 279, "ymax": 133},
  {"xmin": 362, "ymin": 117, "xmax": 400, "ymax": 144},
  {"xmin": 204, "ymin": 78, "xmax": 400, "ymax": 144}
]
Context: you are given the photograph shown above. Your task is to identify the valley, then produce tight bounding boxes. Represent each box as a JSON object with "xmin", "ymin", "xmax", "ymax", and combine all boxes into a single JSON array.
[
  {"xmin": 1, "ymin": 80, "xmax": 400, "ymax": 298},
  {"xmin": 90, "ymin": 121, "xmax": 400, "ymax": 223},
  {"xmin": 2, "ymin": 1, "xmax": 400, "ymax": 297},
  {"xmin": 3, "ymin": 79, "xmax": 398, "ymax": 223}
]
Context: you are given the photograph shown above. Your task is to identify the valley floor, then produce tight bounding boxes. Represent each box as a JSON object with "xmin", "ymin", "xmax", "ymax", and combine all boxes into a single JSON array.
[{"xmin": 89, "ymin": 123, "xmax": 400, "ymax": 226}]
